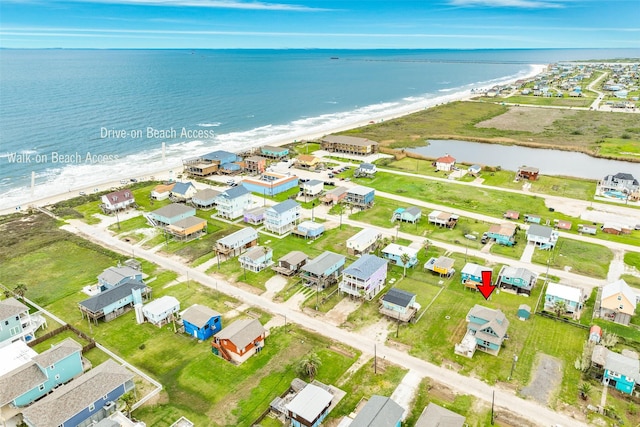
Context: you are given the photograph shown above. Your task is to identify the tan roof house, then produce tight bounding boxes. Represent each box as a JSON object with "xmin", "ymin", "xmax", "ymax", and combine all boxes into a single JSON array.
[{"xmin": 601, "ymin": 279, "xmax": 637, "ymax": 325}]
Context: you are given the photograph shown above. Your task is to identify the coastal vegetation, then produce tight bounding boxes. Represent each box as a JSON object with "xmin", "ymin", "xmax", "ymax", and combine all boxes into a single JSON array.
[{"xmin": 337, "ymin": 101, "xmax": 640, "ymax": 161}]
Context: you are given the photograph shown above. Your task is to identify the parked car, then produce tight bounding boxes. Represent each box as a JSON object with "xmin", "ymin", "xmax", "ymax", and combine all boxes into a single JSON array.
[
  {"xmin": 464, "ymin": 234, "xmax": 477, "ymax": 240},
  {"xmin": 328, "ymin": 174, "xmax": 334, "ymax": 178}
]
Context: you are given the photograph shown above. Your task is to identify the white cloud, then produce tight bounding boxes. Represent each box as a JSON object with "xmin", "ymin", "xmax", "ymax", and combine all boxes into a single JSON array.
[
  {"xmin": 448, "ymin": 0, "xmax": 567, "ymax": 8},
  {"xmin": 3, "ymin": 0, "xmax": 332, "ymax": 11}
]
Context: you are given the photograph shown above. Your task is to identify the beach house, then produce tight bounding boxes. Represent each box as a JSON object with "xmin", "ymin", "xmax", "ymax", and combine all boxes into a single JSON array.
[
  {"xmin": 166, "ymin": 216, "xmax": 207, "ymax": 241},
  {"xmin": 485, "ymin": 222, "xmax": 517, "ymax": 246},
  {"xmin": 271, "ymin": 251, "xmax": 308, "ymax": 277},
  {"xmin": 181, "ymin": 304, "xmax": 222, "ymax": 341},
  {"xmin": 600, "ymin": 279, "xmax": 637, "ymax": 325},
  {"xmin": 321, "ymin": 186, "xmax": 348, "ymax": 205},
  {"xmin": 151, "ymin": 182, "xmax": 175, "ymax": 200},
  {"xmin": 215, "ymin": 227, "xmax": 259, "ymax": 259},
  {"xmin": 592, "ymin": 345, "xmax": 640, "ymax": 395},
  {"xmin": 243, "ymin": 206, "xmax": 266, "ymax": 225},
  {"xmin": 20, "ymin": 359, "xmax": 135, "ymax": 427},
  {"xmin": 346, "ymin": 228, "xmax": 381, "ymax": 256},
  {"xmin": 100, "ymin": 189, "xmax": 135, "ymax": 213},
  {"xmin": 147, "ymin": 203, "xmax": 196, "ymax": 227},
  {"xmin": 355, "ymin": 162, "xmax": 377, "ymax": 177},
  {"xmin": 416, "ymin": 403, "xmax": 465, "ymax": 427},
  {"xmin": 349, "ymin": 395, "xmax": 403, "ymax": 427},
  {"xmin": 283, "ymin": 381, "xmax": 334, "ymax": 427},
  {"xmin": 455, "ymin": 304, "xmax": 509, "ymax": 357},
  {"xmin": 320, "ymin": 135, "xmax": 379, "ymax": 155},
  {"xmin": 544, "ymin": 282, "xmax": 584, "ymax": 315},
  {"xmin": 0, "ymin": 338, "xmax": 83, "ymax": 421},
  {"xmin": 300, "ymin": 179, "xmax": 324, "ymax": 197},
  {"xmin": 435, "ymin": 154, "xmax": 456, "ymax": 172},
  {"xmin": 339, "ymin": 254, "xmax": 388, "ymax": 300},
  {"xmin": 78, "ymin": 280, "xmax": 151, "ymax": 323},
  {"xmin": 301, "ymin": 251, "xmax": 346, "ymax": 288},
  {"xmin": 294, "ymin": 155, "xmax": 321, "ymax": 170},
  {"xmin": 0, "ymin": 298, "xmax": 45, "ymax": 348},
  {"xmin": 264, "ymin": 199, "xmax": 301, "ymax": 235},
  {"xmin": 526, "ymin": 224, "xmax": 559, "ymax": 249},
  {"xmin": 142, "ymin": 295, "xmax": 180, "ymax": 327},
  {"xmin": 292, "ymin": 220, "xmax": 325, "ymax": 240},
  {"xmin": 239, "ymin": 246, "xmax": 273, "ymax": 272},
  {"xmin": 461, "ymin": 263, "xmax": 492, "ymax": 291},
  {"xmin": 191, "ymin": 188, "xmax": 220, "ymax": 210},
  {"xmin": 424, "ymin": 256, "xmax": 455, "ymax": 277},
  {"xmin": 242, "ymin": 171, "xmax": 299, "ymax": 196},
  {"xmin": 243, "ymin": 155, "xmax": 267, "ymax": 175},
  {"xmin": 391, "ymin": 206, "xmax": 422, "ymax": 224},
  {"xmin": 381, "ymin": 243, "xmax": 418, "ymax": 268},
  {"xmin": 183, "ymin": 150, "xmax": 240, "ymax": 176},
  {"xmin": 345, "ymin": 186, "xmax": 375, "ymax": 210},
  {"xmin": 379, "ymin": 288, "xmax": 420, "ymax": 322},
  {"xmin": 169, "ymin": 181, "xmax": 198, "ymax": 202},
  {"xmin": 214, "ymin": 185, "xmax": 252, "ymax": 219},
  {"xmin": 211, "ymin": 318, "xmax": 266, "ymax": 365},
  {"xmin": 98, "ymin": 265, "xmax": 143, "ymax": 291},
  {"xmin": 496, "ymin": 266, "xmax": 537, "ymax": 295},
  {"xmin": 598, "ymin": 173, "xmax": 639, "ymax": 195},
  {"xmin": 427, "ymin": 210, "xmax": 458, "ymax": 228},
  {"xmin": 260, "ymin": 145, "xmax": 289, "ymax": 160}
]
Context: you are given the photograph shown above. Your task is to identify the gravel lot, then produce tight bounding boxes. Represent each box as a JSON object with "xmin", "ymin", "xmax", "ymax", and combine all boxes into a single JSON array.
[{"xmin": 520, "ymin": 354, "xmax": 563, "ymax": 405}]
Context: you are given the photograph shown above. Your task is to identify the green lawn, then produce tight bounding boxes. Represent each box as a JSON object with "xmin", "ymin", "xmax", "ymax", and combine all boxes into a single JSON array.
[
  {"xmin": 478, "ymin": 95, "xmax": 593, "ymax": 108},
  {"xmin": 624, "ymin": 252, "xmax": 640, "ymax": 268},
  {"xmin": 531, "ymin": 239, "xmax": 612, "ymax": 279}
]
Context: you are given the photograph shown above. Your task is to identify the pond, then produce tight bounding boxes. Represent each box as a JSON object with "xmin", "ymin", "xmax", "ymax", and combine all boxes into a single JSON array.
[{"xmin": 408, "ymin": 140, "xmax": 640, "ymax": 180}]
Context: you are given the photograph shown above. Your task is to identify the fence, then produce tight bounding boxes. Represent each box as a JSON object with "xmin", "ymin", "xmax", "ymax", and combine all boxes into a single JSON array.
[{"xmin": 27, "ymin": 323, "xmax": 98, "ymax": 353}]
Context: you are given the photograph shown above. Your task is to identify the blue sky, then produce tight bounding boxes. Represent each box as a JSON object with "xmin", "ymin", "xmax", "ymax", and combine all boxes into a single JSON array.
[{"xmin": 1, "ymin": 0, "xmax": 638, "ymax": 49}]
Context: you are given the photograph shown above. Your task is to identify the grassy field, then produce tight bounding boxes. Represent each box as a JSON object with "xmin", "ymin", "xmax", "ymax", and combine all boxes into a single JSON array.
[
  {"xmin": 475, "ymin": 95, "xmax": 593, "ymax": 108},
  {"xmin": 530, "ymin": 239, "xmax": 612, "ymax": 279},
  {"xmin": 335, "ymin": 101, "xmax": 640, "ymax": 161},
  {"xmin": 624, "ymin": 252, "xmax": 640, "ymax": 268}
]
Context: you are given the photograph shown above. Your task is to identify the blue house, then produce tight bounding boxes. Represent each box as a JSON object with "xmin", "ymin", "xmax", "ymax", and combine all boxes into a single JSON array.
[
  {"xmin": 78, "ymin": 279, "xmax": 151, "ymax": 323},
  {"xmin": 301, "ymin": 251, "xmax": 346, "ymax": 288},
  {"xmin": 293, "ymin": 220, "xmax": 325, "ymax": 239},
  {"xmin": 147, "ymin": 203, "xmax": 196, "ymax": 226},
  {"xmin": 285, "ymin": 382, "xmax": 333, "ymax": 427},
  {"xmin": 461, "ymin": 263, "xmax": 492, "ymax": 291},
  {"xmin": 239, "ymin": 246, "xmax": 273, "ymax": 272},
  {"xmin": 0, "ymin": 297, "xmax": 45, "ymax": 347},
  {"xmin": 0, "ymin": 338, "xmax": 83, "ymax": 415},
  {"xmin": 544, "ymin": 282, "xmax": 584, "ymax": 315},
  {"xmin": 497, "ymin": 266, "xmax": 537, "ymax": 295},
  {"xmin": 381, "ymin": 243, "xmax": 419, "ymax": 268},
  {"xmin": 170, "ymin": 181, "xmax": 198, "ymax": 202},
  {"xmin": 485, "ymin": 223, "xmax": 517, "ymax": 246},
  {"xmin": 97, "ymin": 265, "xmax": 143, "ymax": 291},
  {"xmin": 21, "ymin": 359, "xmax": 135, "ymax": 427},
  {"xmin": 455, "ymin": 304, "xmax": 509, "ymax": 357},
  {"xmin": 345, "ymin": 186, "xmax": 375, "ymax": 209},
  {"xmin": 181, "ymin": 304, "xmax": 222, "ymax": 341},
  {"xmin": 260, "ymin": 145, "xmax": 289, "ymax": 159},
  {"xmin": 391, "ymin": 206, "xmax": 421, "ymax": 223},
  {"xmin": 593, "ymin": 345, "xmax": 640, "ymax": 395},
  {"xmin": 350, "ymin": 395, "xmax": 403, "ymax": 427}
]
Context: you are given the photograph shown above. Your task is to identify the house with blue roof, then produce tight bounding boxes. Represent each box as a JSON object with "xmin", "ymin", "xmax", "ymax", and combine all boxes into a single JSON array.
[
  {"xmin": 265, "ymin": 199, "xmax": 301, "ymax": 235},
  {"xmin": 78, "ymin": 279, "xmax": 151, "ymax": 323},
  {"xmin": 215, "ymin": 185, "xmax": 252, "ymax": 219},
  {"xmin": 181, "ymin": 304, "xmax": 222, "ymax": 341},
  {"xmin": 170, "ymin": 182, "xmax": 197, "ymax": 202},
  {"xmin": 260, "ymin": 145, "xmax": 289, "ymax": 160},
  {"xmin": 183, "ymin": 150, "xmax": 240, "ymax": 176},
  {"xmin": 339, "ymin": 254, "xmax": 388, "ymax": 300},
  {"xmin": 355, "ymin": 163, "xmax": 377, "ymax": 177},
  {"xmin": 0, "ymin": 338, "xmax": 83, "ymax": 417}
]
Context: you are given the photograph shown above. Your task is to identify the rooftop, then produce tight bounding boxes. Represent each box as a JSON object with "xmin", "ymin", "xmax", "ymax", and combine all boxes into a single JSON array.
[
  {"xmin": 181, "ymin": 304, "xmax": 221, "ymax": 329},
  {"xmin": 214, "ymin": 318, "xmax": 265, "ymax": 349}
]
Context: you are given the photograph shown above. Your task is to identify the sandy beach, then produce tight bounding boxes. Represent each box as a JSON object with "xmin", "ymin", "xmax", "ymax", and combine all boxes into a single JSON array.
[{"xmin": 0, "ymin": 64, "xmax": 547, "ymax": 217}]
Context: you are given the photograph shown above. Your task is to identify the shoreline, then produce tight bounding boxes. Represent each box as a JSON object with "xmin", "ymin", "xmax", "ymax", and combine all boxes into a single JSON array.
[{"xmin": 0, "ymin": 64, "xmax": 548, "ymax": 216}]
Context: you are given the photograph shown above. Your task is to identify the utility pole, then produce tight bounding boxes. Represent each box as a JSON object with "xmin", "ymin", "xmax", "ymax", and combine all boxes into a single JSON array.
[
  {"xmin": 374, "ymin": 344, "xmax": 377, "ymax": 373},
  {"xmin": 491, "ymin": 390, "xmax": 495, "ymax": 425}
]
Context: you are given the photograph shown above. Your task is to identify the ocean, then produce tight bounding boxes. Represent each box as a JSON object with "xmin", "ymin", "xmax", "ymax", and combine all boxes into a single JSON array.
[{"xmin": 0, "ymin": 48, "xmax": 637, "ymax": 209}]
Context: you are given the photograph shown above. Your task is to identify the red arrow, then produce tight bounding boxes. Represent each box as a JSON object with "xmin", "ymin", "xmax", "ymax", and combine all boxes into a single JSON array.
[{"xmin": 477, "ymin": 270, "xmax": 496, "ymax": 300}]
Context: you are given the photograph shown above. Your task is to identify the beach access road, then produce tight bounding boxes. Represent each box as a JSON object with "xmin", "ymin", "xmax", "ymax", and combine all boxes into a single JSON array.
[{"xmin": 62, "ymin": 218, "xmax": 588, "ymax": 427}]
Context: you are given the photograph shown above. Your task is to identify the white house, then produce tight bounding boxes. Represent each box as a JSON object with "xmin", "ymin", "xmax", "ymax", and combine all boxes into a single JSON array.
[
  {"xmin": 381, "ymin": 243, "xmax": 419, "ymax": 268},
  {"xmin": 526, "ymin": 224, "xmax": 559, "ymax": 249},
  {"xmin": 544, "ymin": 283, "xmax": 584, "ymax": 314},
  {"xmin": 300, "ymin": 179, "xmax": 324, "ymax": 197},
  {"xmin": 435, "ymin": 154, "xmax": 456, "ymax": 172},
  {"xmin": 214, "ymin": 186, "xmax": 252, "ymax": 219},
  {"xmin": 264, "ymin": 199, "xmax": 301, "ymax": 235},
  {"xmin": 346, "ymin": 228, "xmax": 381, "ymax": 256},
  {"xmin": 101, "ymin": 189, "xmax": 135, "ymax": 213},
  {"xmin": 143, "ymin": 296, "xmax": 180, "ymax": 327}
]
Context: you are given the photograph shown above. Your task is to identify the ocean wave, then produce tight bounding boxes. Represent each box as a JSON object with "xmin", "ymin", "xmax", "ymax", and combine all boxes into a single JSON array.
[{"xmin": 197, "ymin": 122, "xmax": 221, "ymax": 127}]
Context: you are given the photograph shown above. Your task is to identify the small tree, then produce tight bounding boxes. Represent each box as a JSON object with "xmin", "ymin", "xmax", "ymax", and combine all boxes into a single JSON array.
[
  {"xmin": 552, "ymin": 300, "xmax": 567, "ymax": 317},
  {"xmin": 400, "ymin": 253, "xmax": 411, "ymax": 277},
  {"xmin": 297, "ymin": 353, "xmax": 322, "ymax": 381},
  {"xmin": 13, "ymin": 284, "xmax": 28, "ymax": 300},
  {"xmin": 579, "ymin": 382, "xmax": 592, "ymax": 401},
  {"xmin": 601, "ymin": 331, "xmax": 619, "ymax": 348},
  {"xmin": 119, "ymin": 392, "xmax": 136, "ymax": 417}
]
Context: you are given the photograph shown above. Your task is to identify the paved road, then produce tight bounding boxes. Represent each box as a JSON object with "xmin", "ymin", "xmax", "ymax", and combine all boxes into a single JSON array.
[{"xmin": 63, "ymin": 219, "xmax": 588, "ymax": 426}]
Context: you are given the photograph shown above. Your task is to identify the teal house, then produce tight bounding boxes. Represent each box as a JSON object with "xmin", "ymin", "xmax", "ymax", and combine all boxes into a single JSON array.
[
  {"xmin": 592, "ymin": 345, "xmax": 640, "ymax": 395},
  {"xmin": 0, "ymin": 297, "xmax": 45, "ymax": 347},
  {"xmin": 391, "ymin": 206, "xmax": 421, "ymax": 224},
  {"xmin": 485, "ymin": 223, "xmax": 517, "ymax": 246},
  {"xmin": 497, "ymin": 266, "xmax": 537, "ymax": 295},
  {"xmin": 0, "ymin": 338, "xmax": 83, "ymax": 411},
  {"xmin": 260, "ymin": 145, "xmax": 289, "ymax": 159},
  {"xmin": 456, "ymin": 304, "xmax": 509, "ymax": 357},
  {"xmin": 147, "ymin": 203, "xmax": 196, "ymax": 227},
  {"xmin": 78, "ymin": 280, "xmax": 151, "ymax": 323}
]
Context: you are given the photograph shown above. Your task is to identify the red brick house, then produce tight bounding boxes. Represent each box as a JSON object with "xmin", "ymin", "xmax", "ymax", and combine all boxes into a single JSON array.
[{"xmin": 517, "ymin": 166, "xmax": 539, "ymax": 181}]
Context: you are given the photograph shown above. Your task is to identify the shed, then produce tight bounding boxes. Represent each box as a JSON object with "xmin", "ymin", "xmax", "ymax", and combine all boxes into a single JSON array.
[
  {"xmin": 517, "ymin": 304, "xmax": 531, "ymax": 320},
  {"xmin": 181, "ymin": 304, "xmax": 222, "ymax": 341},
  {"xmin": 589, "ymin": 325, "xmax": 602, "ymax": 343},
  {"xmin": 143, "ymin": 296, "xmax": 180, "ymax": 327}
]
